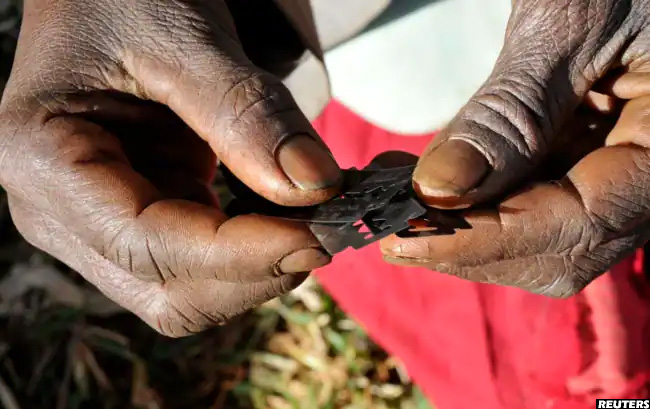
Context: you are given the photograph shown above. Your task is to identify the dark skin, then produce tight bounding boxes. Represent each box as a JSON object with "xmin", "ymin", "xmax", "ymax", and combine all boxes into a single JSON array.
[
  {"xmin": 382, "ymin": 0, "xmax": 650, "ymax": 297},
  {"xmin": 2, "ymin": 0, "xmax": 650, "ymax": 337},
  {"xmin": 0, "ymin": 0, "xmax": 342, "ymax": 337}
]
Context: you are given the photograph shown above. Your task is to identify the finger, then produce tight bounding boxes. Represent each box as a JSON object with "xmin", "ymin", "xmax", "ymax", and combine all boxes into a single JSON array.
[
  {"xmin": 124, "ymin": 19, "xmax": 342, "ymax": 207},
  {"xmin": 383, "ymin": 142, "xmax": 650, "ymax": 296},
  {"xmin": 413, "ymin": 1, "xmax": 630, "ymax": 209},
  {"xmin": 160, "ymin": 274, "xmax": 308, "ymax": 337},
  {"xmin": 605, "ymin": 95, "xmax": 650, "ymax": 147},
  {"xmin": 383, "ymin": 181, "xmax": 593, "ymax": 296},
  {"xmin": 595, "ymin": 72, "xmax": 650, "ymax": 100},
  {"xmin": 218, "ymin": 152, "xmax": 422, "ymax": 208},
  {"xmin": 3, "ymin": 0, "xmax": 341, "ymax": 206},
  {"xmin": 8, "ymin": 197, "xmax": 307, "ymax": 337},
  {"xmin": 583, "ymin": 91, "xmax": 617, "ymax": 114},
  {"xmin": 6, "ymin": 116, "xmax": 330, "ymax": 283}
]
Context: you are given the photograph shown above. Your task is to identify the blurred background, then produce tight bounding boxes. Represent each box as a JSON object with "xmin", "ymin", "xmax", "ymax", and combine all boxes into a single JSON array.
[{"xmin": 0, "ymin": 1, "xmax": 434, "ymax": 408}]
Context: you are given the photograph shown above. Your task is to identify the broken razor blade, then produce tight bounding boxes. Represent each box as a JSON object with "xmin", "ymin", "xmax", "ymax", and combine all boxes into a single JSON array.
[{"xmin": 223, "ymin": 165, "xmax": 467, "ymax": 256}]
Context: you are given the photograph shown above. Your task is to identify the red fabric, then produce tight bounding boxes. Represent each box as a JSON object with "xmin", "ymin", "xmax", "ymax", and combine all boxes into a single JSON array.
[{"xmin": 312, "ymin": 100, "xmax": 650, "ymax": 409}]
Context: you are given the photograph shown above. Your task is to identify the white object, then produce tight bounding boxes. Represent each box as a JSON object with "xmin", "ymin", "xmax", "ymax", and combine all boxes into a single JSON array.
[{"xmin": 324, "ymin": 0, "xmax": 512, "ymax": 134}]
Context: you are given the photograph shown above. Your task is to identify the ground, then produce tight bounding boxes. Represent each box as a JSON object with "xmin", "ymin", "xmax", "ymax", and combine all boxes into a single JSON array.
[{"xmin": 0, "ymin": 2, "xmax": 433, "ymax": 408}]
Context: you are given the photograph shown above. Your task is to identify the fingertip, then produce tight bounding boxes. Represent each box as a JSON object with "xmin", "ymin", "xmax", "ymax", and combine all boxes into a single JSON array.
[
  {"xmin": 276, "ymin": 247, "xmax": 331, "ymax": 275},
  {"xmin": 214, "ymin": 214, "xmax": 328, "ymax": 281},
  {"xmin": 276, "ymin": 134, "xmax": 343, "ymax": 191},
  {"xmin": 599, "ymin": 72, "xmax": 650, "ymax": 100},
  {"xmin": 413, "ymin": 139, "xmax": 489, "ymax": 208}
]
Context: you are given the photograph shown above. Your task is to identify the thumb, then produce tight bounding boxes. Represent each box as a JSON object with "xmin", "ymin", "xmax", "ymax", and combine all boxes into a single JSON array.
[
  {"xmin": 124, "ymin": 25, "xmax": 342, "ymax": 207},
  {"xmin": 413, "ymin": 1, "xmax": 629, "ymax": 208}
]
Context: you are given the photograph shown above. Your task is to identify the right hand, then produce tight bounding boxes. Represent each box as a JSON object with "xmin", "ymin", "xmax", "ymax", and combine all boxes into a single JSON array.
[
  {"xmin": 381, "ymin": 0, "xmax": 650, "ymax": 297},
  {"xmin": 0, "ymin": 0, "xmax": 342, "ymax": 337}
]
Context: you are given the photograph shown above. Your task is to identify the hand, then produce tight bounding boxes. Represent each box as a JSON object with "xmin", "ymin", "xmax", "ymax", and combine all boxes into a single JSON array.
[
  {"xmin": 0, "ymin": 0, "xmax": 342, "ymax": 336},
  {"xmin": 381, "ymin": 0, "xmax": 650, "ymax": 297}
]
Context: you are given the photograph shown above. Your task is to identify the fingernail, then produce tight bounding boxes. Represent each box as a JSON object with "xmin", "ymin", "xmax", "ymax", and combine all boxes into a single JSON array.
[
  {"xmin": 277, "ymin": 134, "xmax": 342, "ymax": 190},
  {"xmin": 413, "ymin": 139, "xmax": 489, "ymax": 200},
  {"xmin": 278, "ymin": 247, "xmax": 331, "ymax": 275}
]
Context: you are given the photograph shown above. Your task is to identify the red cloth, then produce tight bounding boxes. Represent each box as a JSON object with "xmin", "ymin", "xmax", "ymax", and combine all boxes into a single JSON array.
[{"xmin": 312, "ymin": 100, "xmax": 650, "ymax": 409}]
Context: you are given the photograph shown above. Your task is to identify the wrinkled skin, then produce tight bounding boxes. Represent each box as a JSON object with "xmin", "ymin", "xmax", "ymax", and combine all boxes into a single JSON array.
[
  {"xmin": 382, "ymin": 0, "xmax": 650, "ymax": 297},
  {"xmin": 0, "ymin": 0, "xmax": 343, "ymax": 337},
  {"xmin": 6, "ymin": 0, "xmax": 650, "ymax": 338}
]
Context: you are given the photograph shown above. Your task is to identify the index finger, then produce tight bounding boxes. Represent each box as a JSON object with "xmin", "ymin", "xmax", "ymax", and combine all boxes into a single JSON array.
[{"xmin": 382, "ymin": 181, "xmax": 592, "ymax": 294}]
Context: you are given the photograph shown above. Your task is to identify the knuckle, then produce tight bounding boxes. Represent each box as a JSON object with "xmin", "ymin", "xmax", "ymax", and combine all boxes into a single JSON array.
[
  {"xmin": 141, "ymin": 295, "xmax": 209, "ymax": 338},
  {"xmin": 555, "ymin": 214, "xmax": 602, "ymax": 257},
  {"xmin": 220, "ymin": 70, "xmax": 266, "ymax": 108},
  {"xmin": 0, "ymin": 95, "xmax": 100, "ymax": 194},
  {"xmin": 581, "ymin": 186, "xmax": 649, "ymax": 236},
  {"xmin": 585, "ymin": 198, "xmax": 633, "ymax": 234},
  {"xmin": 222, "ymin": 71, "xmax": 298, "ymax": 124},
  {"xmin": 575, "ymin": 150, "xmax": 650, "ymax": 239},
  {"xmin": 535, "ymin": 224, "xmax": 639, "ymax": 298},
  {"xmin": 466, "ymin": 82, "xmax": 547, "ymax": 163},
  {"xmin": 536, "ymin": 256, "xmax": 594, "ymax": 298},
  {"xmin": 103, "ymin": 228, "xmax": 174, "ymax": 285}
]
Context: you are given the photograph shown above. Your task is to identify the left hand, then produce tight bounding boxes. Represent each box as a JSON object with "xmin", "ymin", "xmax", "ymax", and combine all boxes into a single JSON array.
[
  {"xmin": 381, "ymin": 0, "xmax": 650, "ymax": 297},
  {"xmin": 0, "ymin": 0, "xmax": 340, "ymax": 337}
]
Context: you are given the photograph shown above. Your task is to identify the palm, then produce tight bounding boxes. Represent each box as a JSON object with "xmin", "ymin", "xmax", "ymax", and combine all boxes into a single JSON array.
[{"xmin": 84, "ymin": 94, "xmax": 220, "ymax": 207}]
